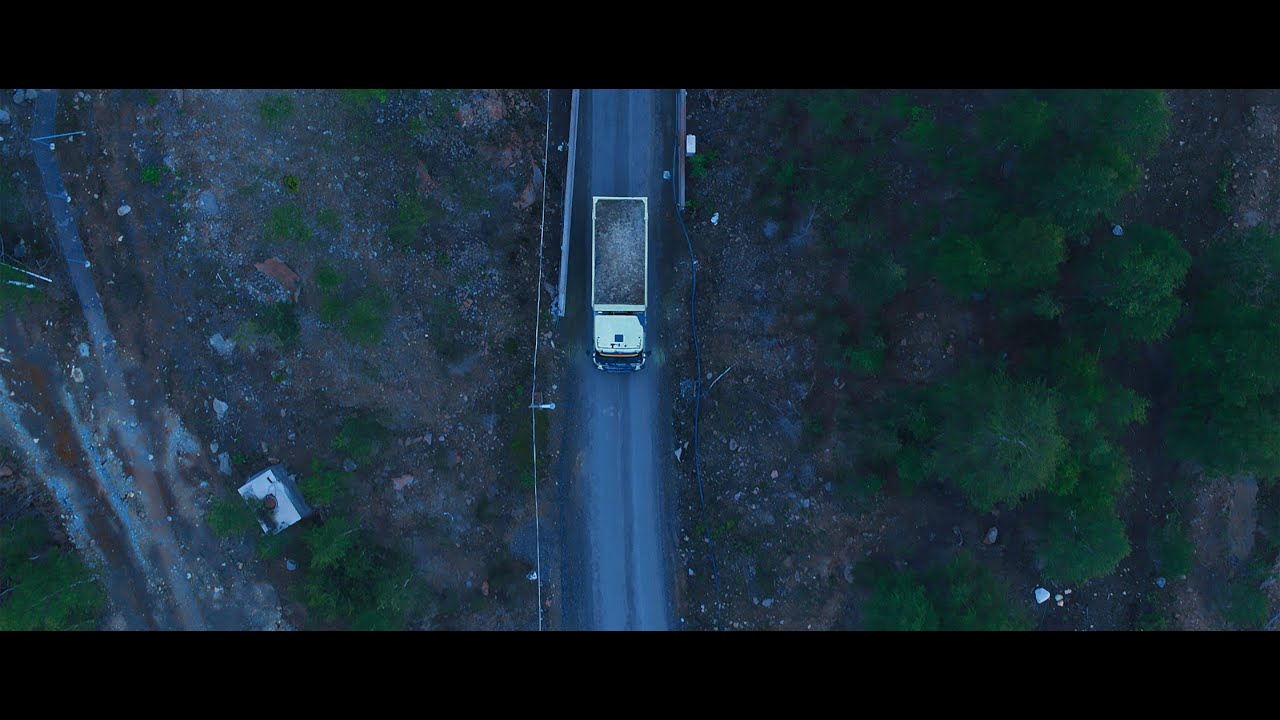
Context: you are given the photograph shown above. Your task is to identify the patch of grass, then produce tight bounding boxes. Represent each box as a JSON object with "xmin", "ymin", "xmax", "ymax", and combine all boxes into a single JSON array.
[
  {"xmin": 265, "ymin": 204, "xmax": 311, "ymax": 245},
  {"xmin": 388, "ymin": 194, "xmax": 434, "ymax": 250},
  {"xmin": 1215, "ymin": 161, "xmax": 1233, "ymax": 215},
  {"xmin": 0, "ymin": 262, "xmax": 43, "ymax": 313},
  {"xmin": 143, "ymin": 90, "xmax": 159, "ymax": 107},
  {"xmin": 140, "ymin": 164, "xmax": 168, "ymax": 185},
  {"xmin": 206, "ymin": 494, "xmax": 259, "ymax": 538},
  {"xmin": 258, "ymin": 93, "xmax": 295, "ymax": 130},
  {"xmin": 283, "ymin": 174, "xmax": 300, "ymax": 194},
  {"xmin": 317, "ymin": 207, "xmax": 342, "ymax": 234}
]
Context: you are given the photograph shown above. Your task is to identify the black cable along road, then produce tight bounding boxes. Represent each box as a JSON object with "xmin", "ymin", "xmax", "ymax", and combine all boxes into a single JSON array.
[{"xmin": 670, "ymin": 107, "xmax": 722, "ymax": 631}]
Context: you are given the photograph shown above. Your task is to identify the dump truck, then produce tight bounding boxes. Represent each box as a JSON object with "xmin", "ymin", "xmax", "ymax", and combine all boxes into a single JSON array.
[{"xmin": 591, "ymin": 196, "xmax": 648, "ymax": 372}]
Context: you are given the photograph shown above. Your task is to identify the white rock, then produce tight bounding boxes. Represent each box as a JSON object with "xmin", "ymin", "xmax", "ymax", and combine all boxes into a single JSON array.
[
  {"xmin": 1054, "ymin": 594, "xmax": 1064, "ymax": 602},
  {"xmin": 70, "ymin": 367, "xmax": 84, "ymax": 383},
  {"xmin": 1035, "ymin": 587, "xmax": 1051, "ymax": 604},
  {"xmin": 675, "ymin": 447, "xmax": 682, "ymax": 461},
  {"xmin": 710, "ymin": 212, "xmax": 720, "ymax": 226},
  {"xmin": 984, "ymin": 527, "xmax": 999, "ymax": 544},
  {"xmin": 117, "ymin": 204, "xmax": 131, "ymax": 216},
  {"xmin": 212, "ymin": 398, "xmax": 229, "ymax": 420}
]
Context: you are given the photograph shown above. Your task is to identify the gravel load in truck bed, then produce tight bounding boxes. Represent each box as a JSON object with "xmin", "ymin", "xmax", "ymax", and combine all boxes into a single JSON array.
[{"xmin": 593, "ymin": 197, "xmax": 646, "ymax": 307}]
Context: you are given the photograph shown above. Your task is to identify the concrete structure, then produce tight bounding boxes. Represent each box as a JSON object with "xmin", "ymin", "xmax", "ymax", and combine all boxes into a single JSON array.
[{"xmin": 237, "ymin": 464, "xmax": 311, "ymax": 535}]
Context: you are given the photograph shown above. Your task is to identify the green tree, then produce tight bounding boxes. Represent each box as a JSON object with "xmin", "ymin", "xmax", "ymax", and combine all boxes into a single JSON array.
[
  {"xmin": 927, "ymin": 372, "xmax": 1067, "ymax": 511},
  {"xmin": 932, "ymin": 551, "xmax": 1033, "ymax": 631},
  {"xmin": 1031, "ymin": 145, "xmax": 1141, "ymax": 235},
  {"xmin": 1051, "ymin": 89, "xmax": 1171, "ymax": 161},
  {"xmin": 1039, "ymin": 498, "xmax": 1131, "ymax": 585},
  {"xmin": 1168, "ymin": 396, "xmax": 1280, "ymax": 478},
  {"xmin": 1077, "ymin": 224, "xmax": 1190, "ymax": 346},
  {"xmin": 982, "ymin": 214, "xmax": 1066, "ymax": 295},
  {"xmin": 862, "ymin": 570, "xmax": 940, "ymax": 631},
  {"xmin": 978, "ymin": 90, "xmax": 1054, "ymax": 152},
  {"xmin": 0, "ymin": 517, "xmax": 106, "ymax": 630}
]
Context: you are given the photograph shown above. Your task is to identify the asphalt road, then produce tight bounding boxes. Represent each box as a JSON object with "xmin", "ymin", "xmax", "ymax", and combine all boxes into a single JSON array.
[{"xmin": 556, "ymin": 90, "xmax": 678, "ymax": 630}]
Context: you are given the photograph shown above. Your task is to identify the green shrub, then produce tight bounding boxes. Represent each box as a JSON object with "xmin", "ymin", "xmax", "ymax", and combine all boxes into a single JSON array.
[
  {"xmin": 255, "ymin": 302, "xmax": 300, "ymax": 349},
  {"xmin": 258, "ymin": 93, "xmax": 296, "ymax": 130},
  {"xmin": 842, "ymin": 335, "xmax": 887, "ymax": 375},
  {"xmin": 300, "ymin": 460, "xmax": 348, "ymax": 508},
  {"xmin": 141, "ymin": 164, "xmax": 167, "ymax": 184},
  {"xmin": 283, "ymin": 174, "xmax": 300, "ymax": 193},
  {"xmin": 1217, "ymin": 579, "xmax": 1271, "ymax": 630},
  {"xmin": 332, "ymin": 414, "xmax": 389, "ymax": 465},
  {"xmin": 1149, "ymin": 513, "xmax": 1194, "ymax": 578},
  {"xmin": 300, "ymin": 515, "xmax": 422, "ymax": 630}
]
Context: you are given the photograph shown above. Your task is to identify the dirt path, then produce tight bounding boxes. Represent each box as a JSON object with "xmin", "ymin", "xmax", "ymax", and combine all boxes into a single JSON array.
[{"xmin": 21, "ymin": 90, "xmax": 278, "ymax": 630}]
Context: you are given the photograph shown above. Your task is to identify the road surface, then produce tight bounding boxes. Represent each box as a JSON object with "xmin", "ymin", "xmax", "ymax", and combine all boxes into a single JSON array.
[{"xmin": 556, "ymin": 90, "xmax": 678, "ymax": 630}]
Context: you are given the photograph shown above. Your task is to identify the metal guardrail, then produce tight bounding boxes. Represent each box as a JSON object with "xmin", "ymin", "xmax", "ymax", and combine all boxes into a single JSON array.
[{"xmin": 555, "ymin": 89, "xmax": 580, "ymax": 318}]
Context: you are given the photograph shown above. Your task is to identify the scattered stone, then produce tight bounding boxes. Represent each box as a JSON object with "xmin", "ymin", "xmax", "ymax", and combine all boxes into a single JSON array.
[
  {"xmin": 196, "ymin": 189, "xmax": 220, "ymax": 216},
  {"xmin": 753, "ymin": 597, "xmax": 760, "ymax": 605},
  {"xmin": 1155, "ymin": 576, "xmax": 1167, "ymax": 588},
  {"xmin": 801, "ymin": 498, "xmax": 811, "ymax": 508},
  {"xmin": 984, "ymin": 527, "xmax": 999, "ymax": 545},
  {"xmin": 0, "ymin": 109, "xmax": 9, "ymax": 125},
  {"xmin": 78, "ymin": 342, "xmax": 90, "ymax": 357},
  {"xmin": 12, "ymin": 90, "xmax": 24, "ymax": 105},
  {"xmin": 342, "ymin": 459, "xmax": 357, "ymax": 472},
  {"xmin": 208, "ymin": 333, "xmax": 236, "ymax": 358},
  {"xmin": 770, "ymin": 470, "xmax": 779, "ymax": 479},
  {"xmin": 212, "ymin": 398, "xmax": 229, "ymax": 420},
  {"xmin": 1064, "ymin": 589, "xmax": 1072, "ymax": 595},
  {"xmin": 687, "ymin": 567, "xmax": 694, "ymax": 576},
  {"xmin": 70, "ymin": 367, "xmax": 84, "ymax": 383},
  {"xmin": 217, "ymin": 452, "xmax": 232, "ymax": 476},
  {"xmin": 710, "ymin": 212, "xmax": 720, "ymax": 226},
  {"xmin": 286, "ymin": 559, "xmax": 298, "ymax": 571},
  {"xmin": 1112, "ymin": 224, "xmax": 1124, "ymax": 236},
  {"xmin": 210, "ymin": 442, "xmax": 219, "ymax": 454},
  {"xmin": 762, "ymin": 598, "xmax": 774, "ymax": 608},
  {"xmin": 424, "ymin": 432, "xmax": 433, "ymax": 445},
  {"xmin": 23, "ymin": 90, "xmax": 36, "ymax": 100},
  {"xmin": 728, "ymin": 438, "xmax": 739, "ymax": 452},
  {"xmin": 1055, "ymin": 593, "xmax": 1064, "ymax": 602},
  {"xmin": 1035, "ymin": 587, "xmax": 1051, "ymax": 604},
  {"xmin": 1056, "ymin": 599, "xmax": 1064, "ymax": 607},
  {"xmin": 117, "ymin": 204, "xmax": 131, "ymax": 216},
  {"xmin": 391, "ymin": 474, "xmax": 415, "ymax": 491},
  {"xmin": 675, "ymin": 447, "xmax": 682, "ymax": 461}
]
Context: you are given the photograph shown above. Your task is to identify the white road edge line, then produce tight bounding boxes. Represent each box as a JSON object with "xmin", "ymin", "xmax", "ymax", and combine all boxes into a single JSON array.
[{"xmin": 530, "ymin": 89, "xmax": 553, "ymax": 630}]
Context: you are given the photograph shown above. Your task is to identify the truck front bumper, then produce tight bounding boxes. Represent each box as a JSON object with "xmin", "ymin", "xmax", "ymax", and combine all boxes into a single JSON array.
[{"xmin": 594, "ymin": 353, "xmax": 645, "ymax": 372}]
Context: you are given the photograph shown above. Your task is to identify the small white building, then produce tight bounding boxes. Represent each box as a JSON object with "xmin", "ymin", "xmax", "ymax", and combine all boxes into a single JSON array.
[{"xmin": 237, "ymin": 464, "xmax": 311, "ymax": 535}]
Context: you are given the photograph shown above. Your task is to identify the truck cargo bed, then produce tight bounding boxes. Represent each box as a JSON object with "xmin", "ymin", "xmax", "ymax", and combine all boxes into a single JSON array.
[{"xmin": 592, "ymin": 197, "xmax": 647, "ymax": 309}]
